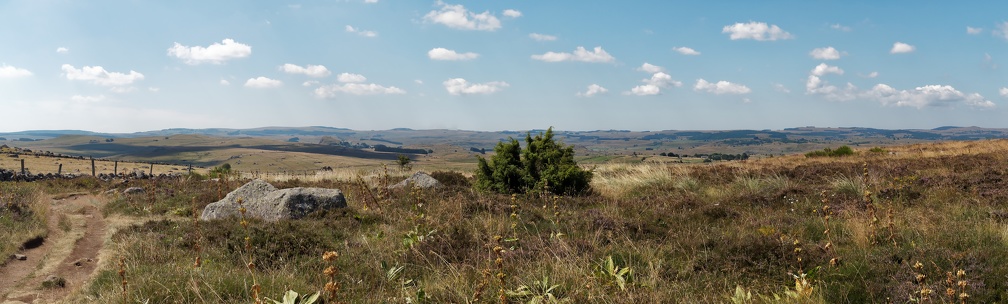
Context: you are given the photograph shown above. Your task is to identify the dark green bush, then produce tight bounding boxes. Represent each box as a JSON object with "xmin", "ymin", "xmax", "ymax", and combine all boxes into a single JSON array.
[
  {"xmin": 475, "ymin": 127, "xmax": 592, "ymax": 195},
  {"xmin": 805, "ymin": 145, "xmax": 855, "ymax": 158}
]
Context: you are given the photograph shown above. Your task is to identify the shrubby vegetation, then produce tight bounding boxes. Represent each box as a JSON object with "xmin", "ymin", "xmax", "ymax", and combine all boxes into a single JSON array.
[
  {"xmin": 805, "ymin": 145, "xmax": 855, "ymax": 158},
  {"xmin": 475, "ymin": 127, "xmax": 592, "ymax": 195}
]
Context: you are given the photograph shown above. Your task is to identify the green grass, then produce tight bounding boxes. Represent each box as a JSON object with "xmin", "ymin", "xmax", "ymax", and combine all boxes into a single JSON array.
[
  {"xmin": 21, "ymin": 140, "xmax": 1007, "ymax": 302},
  {"xmin": 0, "ymin": 182, "xmax": 47, "ymax": 263}
]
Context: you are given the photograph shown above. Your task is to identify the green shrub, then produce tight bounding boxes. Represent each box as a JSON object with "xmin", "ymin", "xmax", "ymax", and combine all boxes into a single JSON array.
[
  {"xmin": 805, "ymin": 145, "xmax": 855, "ymax": 158},
  {"xmin": 475, "ymin": 127, "xmax": 592, "ymax": 195}
]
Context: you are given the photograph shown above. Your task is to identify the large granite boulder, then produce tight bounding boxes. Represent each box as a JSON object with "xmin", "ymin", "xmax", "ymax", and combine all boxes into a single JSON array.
[
  {"xmin": 200, "ymin": 179, "xmax": 346, "ymax": 221},
  {"xmin": 389, "ymin": 172, "xmax": 441, "ymax": 190}
]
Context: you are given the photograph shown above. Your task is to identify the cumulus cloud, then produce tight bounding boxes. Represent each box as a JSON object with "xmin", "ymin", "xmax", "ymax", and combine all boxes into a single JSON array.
[
  {"xmin": 627, "ymin": 85, "xmax": 661, "ymax": 96},
  {"xmin": 502, "ymin": 9, "xmax": 521, "ymax": 18},
  {"xmin": 997, "ymin": 22, "xmax": 1008, "ymax": 41},
  {"xmin": 967, "ymin": 26, "xmax": 983, "ymax": 35},
  {"xmin": 531, "ymin": 46, "xmax": 614, "ymax": 63},
  {"xmin": 61, "ymin": 64, "xmax": 143, "ymax": 86},
  {"xmin": 529, "ymin": 33, "xmax": 557, "ymax": 41},
  {"xmin": 148, "ymin": 87, "xmax": 160, "ymax": 92},
  {"xmin": 443, "ymin": 78, "xmax": 509, "ymax": 95},
  {"xmin": 280, "ymin": 63, "xmax": 331, "ymax": 77},
  {"xmin": 644, "ymin": 72, "xmax": 681, "ymax": 87},
  {"xmin": 56, "ymin": 47, "xmax": 69, "ymax": 54},
  {"xmin": 423, "ymin": 2, "xmax": 502, "ymax": 31},
  {"xmin": 428, "ymin": 48, "xmax": 479, "ymax": 61},
  {"xmin": 337, "ymin": 73, "xmax": 367, "ymax": 83},
  {"xmin": 672, "ymin": 46, "xmax": 700, "ymax": 55},
  {"xmin": 244, "ymin": 77, "xmax": 282, "ymax": 88},
  {"xmin": 694, "ymin": 79, "xmax": 751, "ymax": 95},
  {"xmin": 167, "ymin": 39, "xmax": 251, "ymax": 65},
  {"xmin": 345, "ymin": 25, "xmax": 378, "ymax": 37},
  {"xmin": 637, "ymin": 63, "xmax": 664, "ymax": 74},
  {"xmin": 303, "ymin": 80, "xmax": 319, "ymax": 87},
  {"xmin": 315, "ymin": 82, "xmax": 405, "ymax": 97},
  {"xmin": 862, "ymin": 71, "xmax": 879, "ymax": 78},
  {"xmin": 577, "ymin": 84, "xmax": 608, "ymax": 97},
  {"xmin": 364, "ymin": 0, "xmax": 378, "ymax": 3},
  {"xmin": 109, "ymin": 86, "xmax": 136, "ymax": 93},
  {"xmin": 866, "ymin": 84, "xmax": 995, "ymax": 108},
  {"xmin": 722, "ymin": 21, "xmax": 793, "ymax": 41},
  {"xmin": 811, "ymin": 63, "xmax": 844, "ymax": 76},
  {"xmin": 830, "ymin": 23, "xmax": 851, "ymax": 32},
  {"xmin": 220, "ymin": 79, "xmax": 230, "ymax": 86},
  {"xmin": 809, "ymin": 47, "xmax": 841, "ymax": 60},
  {"xmin": 773, "ymin": 83, "xmax": 791, "ymax": 93},
  {"xmin": 890, "ymin": 42, "xmax": 915, "ymax": 54},
  {"xmin": 0, "ymin": 64, "xmax": 33, "ymax": 78},
  {"xmin": 1000, "ymin": 87, "xmax": 1008, "ymax": 98}
]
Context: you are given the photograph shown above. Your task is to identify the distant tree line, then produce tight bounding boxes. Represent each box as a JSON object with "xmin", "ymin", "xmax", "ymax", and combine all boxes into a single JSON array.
[{"xmin": 373, "ymin": 144, "xmax": 431, "ymax": 155}]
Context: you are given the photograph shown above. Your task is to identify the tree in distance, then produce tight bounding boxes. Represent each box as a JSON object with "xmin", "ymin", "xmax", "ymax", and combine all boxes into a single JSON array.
[{"xmin": 475, "ymin": 127, "xmax": 592, "ymax": 195}]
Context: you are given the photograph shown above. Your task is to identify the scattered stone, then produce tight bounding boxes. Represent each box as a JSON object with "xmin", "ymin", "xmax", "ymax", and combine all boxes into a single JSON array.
[
  {"xmin": 200, "ymin": 179, "xmax": 346, "ymax": 221},
  {"xmin": 70, "ymin": 258, "xmax": 93, "ymax": 267},
  {"xmin": 42, "ymin": 275, "xmax": 66, "ymax": 288},
  {"xmin": 389, "ymin": 172, "xmax": 441, "ymax": 190},
  {"xmin": 101, "ymin": 189, "xmax": 118, "ymax": 196},
  {"xmin": 12, "ymin": 253, "xmax": 27, "ymax": 260},
  {"xmin": 123, "ymin": 187, "xmax": 145, "ymax": 195}
]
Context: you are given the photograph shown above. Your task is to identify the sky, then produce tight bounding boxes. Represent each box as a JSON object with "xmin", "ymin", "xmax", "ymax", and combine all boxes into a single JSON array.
[{"xmin": 1, "ymin": 1, "xmax": 1007, "ymax": 133}]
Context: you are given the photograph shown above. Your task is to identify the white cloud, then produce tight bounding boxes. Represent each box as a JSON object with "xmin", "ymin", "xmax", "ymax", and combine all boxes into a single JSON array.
[
  {"xmin": 502, "ymin": 9, "xmax": 522, "ymax": 18},
  {"xmin": 220, "ymin": 79, "xmax": 230, "ymax": 86},
  {"xmin": 414, "ymin": 79, "xmax": 423, "ymax": 85},
  {"xmin": 167, "ymin": 39, "xmax": 252, "ymax": 65},
  {"xmin": 809, "ymin": 47, "xmax": 841, "ymax": 60},
  {"xmin": 866, "ymin": 84, "xmax": 995, "ymax": 108},
  {"xmin": 423, "ymin": 2, "xmax": 502, "ymax": 31},
  {"xmin": 345, "ymin": 25, "xmax": 378, "ymax": 37},
  {"xmin": 529, "ymin": 33, "xmax": 557, "ymax": 41},
  {"xmin": 967, "ymin": 26, "xmax": 983, "ymax": 35},
  {"xmin": 443, "ymin": 78, "xmax": 509, "ymax": 95},
  {"xmin": 811, "ymin": 63, "xmax": 844, "ymax": 76},
  {"xmin": 694, "ymin": 79, "xmax": 751, "ymax": 95},
  {"xmin": 644, "ymin": 72, "xmax": 681, "ymax": 88},
  {"xmin": 672, "ymin": 46, "xmax": 700, "ymax": 55},
  {"xmin": 364, "ymin": 0, "xmax": 378, "ymax": 3},
  {"xmin": 280, "ymin": 63, "xmax": 331, "ymax": 77},
  {"xmin": 637, "ymin": 63, "xmax": 664, "ymax": 74},
  {"xmin": 0, "ymin": 64, "xmax": 33, "ymax": 78},
  {"xmin": 577, "ymin": 84, "xmax": 608, "ymax": 97},
  {"xmin": 890, "ymin": 42, "xmax": 915, "ymax": 54},
  {"xmin": 997, "ymin": 22, "xmax": 1008, "ymax": 41},
  {"xmin": 70, "ymin": 94, "xmax": 106, "ymax": 103},
  {"xmin": 61, "ymin": 64, "xmax": 143, "ymax": 86},
  {"xmin": 56, "ymin": 47, "xmax": 69, "ymax": 54},
  {"xmin": 148, "ymin": 87, "xmax": 160, "ymax": 92},
  {"xmin": 862, "ymin": 71, "xmax": 879, "ymax": 78},
  {"xmin": 722, "ymin": 22, "xmax": 793, "ymax": 41},
  {"xmin": 999, "ymin": 87, "xmax": 1008, "ymax": 98},
  {"xmin": 337, "ymin": 73, "xmax": 367, "ymax": 83},
  {"xmin": 428, "ymin": 48, "xmax": 479, "ymax": 61},
  {"xmin": 773, "ymin": 83, "xmax": 790, "ymax": 93},
  {"xmin": 627, "ymin": 85, "xmax": 661, "ymax": 96},
  {"xmin": 531, "ymin": 46, "xmax": 614, "ymax": 63},
  {"xmin": 830, "ymin": 23, "xmax": 851, "ymax": 32},
  {"xmin": 315, "ymin": 83, "xmax": 405, "ymax": 97},
  {"xmin": 244, "ymin": 77, "xmax": 282, "ymax": 88},
  {"xmin": 303, "ymin": 81, "xmax": 319, "ymax": 87}
]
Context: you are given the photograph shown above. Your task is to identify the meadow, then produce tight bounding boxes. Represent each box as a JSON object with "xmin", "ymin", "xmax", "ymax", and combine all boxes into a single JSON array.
[{"xmin": 2, "ymin": 139, "xmax": 1007, "ymax": 303}]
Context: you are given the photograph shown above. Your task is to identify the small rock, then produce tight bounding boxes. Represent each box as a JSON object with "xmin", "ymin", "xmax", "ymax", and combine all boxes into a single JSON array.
[
  {"xmin": 123, "ymin": 187, "xmax": 145, "ymax": 195},
  {"xmin": 70, "ymin": 258, "xmax": 93, "ymax": 267},
  {"xmin": 389, "ymin": 172, "xmax": 442, "ymax": 190},
  {"xmin": 42, "ymin": 275, "xmax": 66, "ymax": 288},
  {"xmin": 13, "ymin": 253, "xmax": 27, "ymax": 260}
]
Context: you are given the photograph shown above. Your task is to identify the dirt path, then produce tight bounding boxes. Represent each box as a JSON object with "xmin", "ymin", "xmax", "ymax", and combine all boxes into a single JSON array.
[{"xmin": 0, "ymin": 193, "xmax": 108, "ymax": 304}]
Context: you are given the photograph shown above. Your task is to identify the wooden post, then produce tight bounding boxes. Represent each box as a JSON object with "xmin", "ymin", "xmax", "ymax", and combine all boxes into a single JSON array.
[
  {"xmin": 91, "ymin": 157, "xmax": 95, "ymax": 177},
  {"xmin": 149, "ymin": 163, "xmax": 154, "ymax": 176},
  {"xmin": 188, "ymin": 164, "xmax": 192, "ymax": 175},
  {"xmin": 114, "ymin": 161, "xmax": 118, "ymax": 176},
  {"xmin": 58, "ymin": 163, "xmax": 62, "ymax": 175},
  {"xmin": 20, "ymin": 159, "xmax": 25, "ymax": 175}
]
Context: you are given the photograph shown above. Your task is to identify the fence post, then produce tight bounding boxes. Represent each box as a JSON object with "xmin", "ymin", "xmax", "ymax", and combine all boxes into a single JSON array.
[
  {"xmin": 20, "ymin": 159, "xmax": 25, "ymax": 175},
  {"xmin": 149, "ymin": 163, "xmax": 154, "ymax": 176},
  {"xmin": 58, "ymin": 163, "xmax": 63, "ymax": 175},
  {"xmin": 91, "ymin": 157, "xmax": 95, "ymax": 177},
  {"xmin": 114, "ymin": 161, "xmax": 118, "ymax": 176}
]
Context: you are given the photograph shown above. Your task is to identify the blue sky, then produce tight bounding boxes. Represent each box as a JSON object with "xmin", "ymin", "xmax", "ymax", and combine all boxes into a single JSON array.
[{"xmin": 1, "ymin": 1, "xmax": 1006, "ymax": 133}]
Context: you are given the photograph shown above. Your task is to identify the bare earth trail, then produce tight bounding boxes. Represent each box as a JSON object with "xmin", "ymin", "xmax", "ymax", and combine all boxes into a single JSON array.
[{"xmin": 0, "ymin": 193, "xmax": 114, "ymax": 304}]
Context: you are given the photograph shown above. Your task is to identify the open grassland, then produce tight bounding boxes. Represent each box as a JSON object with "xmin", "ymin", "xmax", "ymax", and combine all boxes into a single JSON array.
[
  {"xmin": 0, "ymin": 183, "xmax": 47, "ymax": 264},
  {"xmin": 3, "ymin": 139, "xmax": 1008, "ymax": 302}
]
